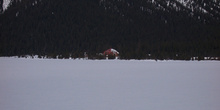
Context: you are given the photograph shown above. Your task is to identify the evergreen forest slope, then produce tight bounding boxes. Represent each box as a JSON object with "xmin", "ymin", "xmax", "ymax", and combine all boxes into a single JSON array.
[{"xmin": 0, "ymin": 0, "xmax": 220, "ymax": 60}]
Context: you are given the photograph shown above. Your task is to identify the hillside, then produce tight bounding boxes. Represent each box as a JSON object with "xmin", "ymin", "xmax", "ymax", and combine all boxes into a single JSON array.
[{"xmin": 0, "ymin": 0, "xmax": 220, "ymax": 60}]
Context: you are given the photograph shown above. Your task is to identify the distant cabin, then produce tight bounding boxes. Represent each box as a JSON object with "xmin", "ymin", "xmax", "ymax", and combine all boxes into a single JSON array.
[{"xmin": 103, "ymin": 48, "xmax": 119, "ymax": 58}]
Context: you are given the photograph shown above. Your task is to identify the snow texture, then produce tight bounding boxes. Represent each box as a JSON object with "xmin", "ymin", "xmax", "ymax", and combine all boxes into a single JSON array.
[
  {"xmin": 0, "ymin": 57, "xmax": 220, "ymax": 110},
  {"xmin": 2, "ymin": 0, "xmax": 11, "ymax": 11},
  {"xmin": 111, "ymin": 48, "xmax": 119, "ymax": 54}
]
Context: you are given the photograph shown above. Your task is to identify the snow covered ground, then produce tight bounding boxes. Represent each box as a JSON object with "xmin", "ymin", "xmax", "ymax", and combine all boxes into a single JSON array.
[{"xmin": 0, "ymin": 57, "xmax": 220, "ymax": 110}]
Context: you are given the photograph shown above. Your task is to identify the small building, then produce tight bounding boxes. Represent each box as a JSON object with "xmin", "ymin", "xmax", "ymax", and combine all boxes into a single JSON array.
[{"xmin": 103, "ymin": 48, "xmax": 119, "ymax": 59}]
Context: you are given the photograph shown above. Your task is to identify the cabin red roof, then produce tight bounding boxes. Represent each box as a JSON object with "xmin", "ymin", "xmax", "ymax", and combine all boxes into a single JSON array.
[{"xmin": 103, "ymin": 48, "xmax": 119, "ymax": 56}]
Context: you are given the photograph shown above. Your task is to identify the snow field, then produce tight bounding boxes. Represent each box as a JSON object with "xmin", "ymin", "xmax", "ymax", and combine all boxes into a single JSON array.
[{"xmin": 0, "ymin": 57, "xmax": 220, "ymax": 110}]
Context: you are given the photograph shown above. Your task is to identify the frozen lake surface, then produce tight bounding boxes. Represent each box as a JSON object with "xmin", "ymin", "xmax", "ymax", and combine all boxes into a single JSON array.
[{"xmin": 0, "ymin": 57, "xmax": 220, "ymax": 110}]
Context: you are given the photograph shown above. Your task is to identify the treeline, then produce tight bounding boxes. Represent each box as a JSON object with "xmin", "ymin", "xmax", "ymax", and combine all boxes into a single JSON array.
[{"xmin": 0, "ymin": 0, "xmax": 220, "ymax": 60}]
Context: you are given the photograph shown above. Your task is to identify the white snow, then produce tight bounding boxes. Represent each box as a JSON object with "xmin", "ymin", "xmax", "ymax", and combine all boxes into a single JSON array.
[
  {"xmin": 111, "ymin": 48, "xmax": 119, "ymax": 54},
  {"xmin": 15, "ymin": 11, "xmax": 19, "ymax": 16},
  {"xmin": 0, "ymin": 57, "xmax": 220, "ymax": 110},
  {"xmin": 3, "ymin": 0, "xmax": 12, "ymax": 11},
  {"xmin": 152, "ymin": 0, "xmax": 154, "ymax": 3}
]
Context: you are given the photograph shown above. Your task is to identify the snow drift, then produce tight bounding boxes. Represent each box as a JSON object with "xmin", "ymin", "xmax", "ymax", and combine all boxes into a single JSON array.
[{"xmin": 0, "ymin": 57, "xmax": 220, "ymax": 110}]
